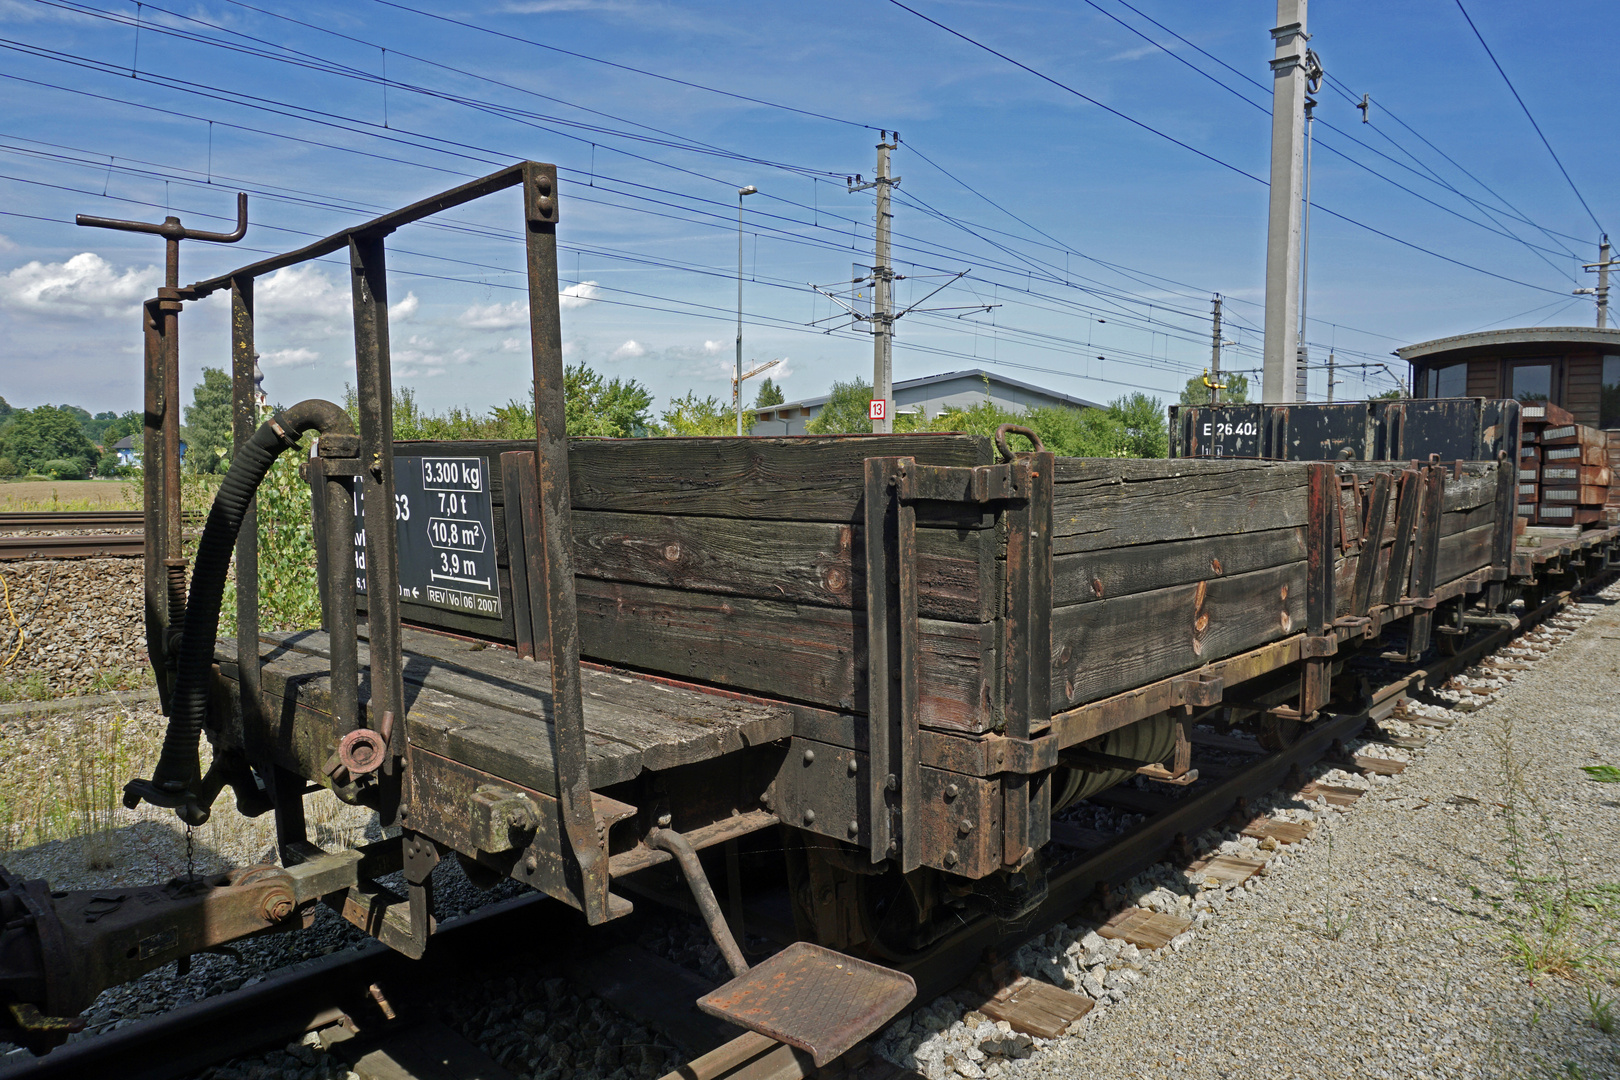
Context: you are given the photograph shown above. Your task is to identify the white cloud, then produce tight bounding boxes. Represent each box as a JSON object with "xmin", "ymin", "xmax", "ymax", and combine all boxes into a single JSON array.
[
  {"xmin": 256, "ymin": 264, "xmax": 349, "ymax": 325},
  {"xmin": 702, "ymin": 339, "xmax": 725, "ymax": 355},
  {"xmin": 501, "ymin": 337, "xmax": 526, "ymax": 353},
  {"xmin": 260, "ymin": 347, "xmax": 320, "ymax": 370},
  {"xmin": 393, "ymin": 334, "xmax": 473, "ymax": 380},
  {"xmin": 459, "ymin": 299, "xmax": 528, "ymax": 331},
  {"xmin": 560, "ymin": 280, "xmax": 599, "ymax": 309},
  {"xmin": 457, "ymin": 281, "xmax": 594, "ymax": 331},
  {"xmin": 610, "ymin": 339, "xmax": 646, "ymax": 361},
  {"xmin": 0, "ymin": 234, "xmax": 15, "ymax": 252},
  {"xmin": 389, "ymin": 292, "xmax": 419, "ymax": 321},
  {"xmin": 0, "ymin": 252, "xmax": 159, "ymax": 318}
]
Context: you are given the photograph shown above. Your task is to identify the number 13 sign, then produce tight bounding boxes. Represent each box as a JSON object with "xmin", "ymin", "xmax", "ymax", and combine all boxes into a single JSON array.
[{"xmin": 868, "ymin": 398, "xmax": 887, "ymax": 421}]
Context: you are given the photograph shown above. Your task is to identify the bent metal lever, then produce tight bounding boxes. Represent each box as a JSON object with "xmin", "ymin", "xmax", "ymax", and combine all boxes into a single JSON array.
[{"xmin": 75, "ymin": 191, "xmax": 249, "ymax": 245}]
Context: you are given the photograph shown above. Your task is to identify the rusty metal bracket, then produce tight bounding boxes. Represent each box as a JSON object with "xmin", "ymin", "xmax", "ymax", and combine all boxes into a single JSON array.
[
  {"xmin": 1335, "ymin": 474, "xmax": 1360, "ymax": 555},
  {"xmin": 1170, "ymin": 672, "xmax": 1224, "ymax": 707},
  {"xmin": 898, "ymin": 462, "xmax": 1021, "ymax": 503},
  {"xmin": 981, "ymin": 732, "xmax": 1061, "ymax": 775},
  {"xmin": 864, "ymin": 457, "xmax": 921, "ymax": 869},
  {"xmin": 1299, "ymin": 634, "xmax": 1339, "ymax": 657}
]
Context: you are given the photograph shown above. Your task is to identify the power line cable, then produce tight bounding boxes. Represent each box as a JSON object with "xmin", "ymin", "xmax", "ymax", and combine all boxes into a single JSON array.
[
  {"xmin": 1452, "ymin": 0, "xmax": 1606, "ymax": 237},
  {"xmin": 1080, "ymin": 0, "xmax": 1579, "ymax": 273},
  {"xmin": 367, "ymin": 0, "xmax": 879, "ymax": 132},
  {"xmin": 884, "ymin": 1, "xmax": 1570, "ymax": 299}
]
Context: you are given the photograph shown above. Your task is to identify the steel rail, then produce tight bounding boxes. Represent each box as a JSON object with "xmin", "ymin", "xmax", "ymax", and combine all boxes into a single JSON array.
[
  {"xmin": 0, "ymin": 534, "xmax": 147, "ymax": 560},
  {"xmin": 0, "ymin": 513, "xmax": 146, "ymax": 531},
  {"xmin": 0, "ymin": 890, "xmax": 566, "ymax": 1080}
]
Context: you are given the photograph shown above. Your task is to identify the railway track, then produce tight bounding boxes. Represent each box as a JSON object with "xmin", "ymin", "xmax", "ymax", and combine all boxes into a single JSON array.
[
  {"xmin": 0, "ymin": 534, "xmax": 146, "ymax": 560},
  {"xmin": 0, "ymin": 512, "xmax": 151, "ymax": 560},
  {"xmin": 2, "ymin": 570, "xmax": 1602, "ymax": 1080},
  {"xmin": 0, "ymin": 512, "xmax": 145, "ymax": 532}
]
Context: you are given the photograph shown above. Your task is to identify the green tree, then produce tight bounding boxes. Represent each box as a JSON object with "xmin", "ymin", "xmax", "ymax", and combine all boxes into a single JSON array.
[
  {"xmin": 563, "ymin": 363, "xmax": 653, "ymax": 437},
  {"xmin": 658, "ymin": 392, "xmax": 750, "ymax": 436},
  {"xmin": 0, "ymin": 406, "xmax": 97, "ymax": 474},
  {"xmin": 1370, "ymin": 388, "xmax": 1404, "ymax": 400},
  {"xmin": 804, "ymin": 378, "xmax": 875, "ymax": 435},
  {"xmin": 1107, "ymin": 392, "xmax": 1169, "ymax": 458},
  {"xmin": 95, "ymin": 452, "xmax": 123, "ymax": 477},
  {"xmin": 1178, "ymin": 371, "xmax": 1250, "ymax": 406},
  {"xmin": 753, "ymin": 377, "xmax": 785, "ymax": 409},
  {"xmin": 101, "ymin": 410, "xmax": 143, "ymax": 447},
  {"xmin": 918, "ymin": 400, "xmax": 1133, "ymax": 457},
  {"xmin": 184, "ymin": 367, "xmax": 234, "ymax": 474},
  {"xmin": 354, "ymin": 364, "xmax": 654, "ymax": 443}
]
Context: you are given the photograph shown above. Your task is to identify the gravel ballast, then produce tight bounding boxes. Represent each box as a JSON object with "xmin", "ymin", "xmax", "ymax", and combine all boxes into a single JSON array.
[{"xmin": 0, "ymin": 557, "xmax": 147, "ymax": 696}]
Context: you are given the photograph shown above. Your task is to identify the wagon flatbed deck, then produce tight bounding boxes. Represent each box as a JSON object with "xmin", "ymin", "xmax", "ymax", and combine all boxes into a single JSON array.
[{"xmin": 216, "ymin": 625, "xmax": 793, "ymax": 795}]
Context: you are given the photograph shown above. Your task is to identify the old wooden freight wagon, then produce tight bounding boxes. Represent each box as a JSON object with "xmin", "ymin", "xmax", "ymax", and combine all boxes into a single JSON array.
[
  {"xmin": 220, "ymin": 433, "xmax": 1524, "ymax": 930},
  {"xmin": 15, "ymin": 162, "xmax": 1619, "ymax": 1063}
]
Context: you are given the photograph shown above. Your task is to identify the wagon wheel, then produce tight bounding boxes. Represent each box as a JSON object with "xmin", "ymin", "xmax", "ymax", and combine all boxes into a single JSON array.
[
  {"xmin": 857, "ymin": 868, "xmax": 941, "ymax": 963},
  {"xmin": 1052, "ymin": 711, "xmax": 1180, "ymax": 810},
  {"xmin": 1255, "ymin": 714, "xmax": 1303, "ymax": 751}
]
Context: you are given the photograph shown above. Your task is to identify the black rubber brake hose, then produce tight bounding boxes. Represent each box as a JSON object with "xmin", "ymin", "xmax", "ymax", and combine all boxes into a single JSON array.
[{"xmin": 126, "ymin": 398, "xmax": 353, "ymax": 822}]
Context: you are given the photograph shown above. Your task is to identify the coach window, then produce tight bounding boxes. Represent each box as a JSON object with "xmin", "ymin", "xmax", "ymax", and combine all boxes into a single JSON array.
[
  {"xmin": 1427, "ymin": 363, "xmax": 1466, "ymax": 398},
  {"xmin": 1602, "ymin": 355, "xmax": 1620, "ymax": 429},
  {"xmin": 1508, "ymin": 361, "xmax": 1554, "ymax": 402}
]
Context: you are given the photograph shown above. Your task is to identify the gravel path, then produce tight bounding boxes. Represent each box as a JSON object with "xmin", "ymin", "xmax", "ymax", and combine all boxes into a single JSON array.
[{"xmin": 1003, "ymin": 590, "xmax": 1620, "ymax": 1080}]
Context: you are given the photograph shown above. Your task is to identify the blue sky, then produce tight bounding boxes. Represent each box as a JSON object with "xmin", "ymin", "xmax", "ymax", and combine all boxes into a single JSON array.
[{"xmin": 1, "ymin": 0, "xmax": 1615, "ymax": 417}]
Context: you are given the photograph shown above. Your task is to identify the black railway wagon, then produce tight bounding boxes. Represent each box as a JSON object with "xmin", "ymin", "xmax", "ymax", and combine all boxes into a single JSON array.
[
  {"xmin": 1169, "ymin": 398, "xmax": 1522, "ymax": 463},
  {"xmin": 5, "ymin": 163, "xmax": 1619, "ymax": 1064}
]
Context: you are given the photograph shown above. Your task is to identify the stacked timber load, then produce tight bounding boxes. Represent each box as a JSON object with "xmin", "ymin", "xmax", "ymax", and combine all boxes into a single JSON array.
[
  {"xmin": 1520, "ymin": 402, "xmax": 1612, "ymax": 527},
  {"xmin": 1607, "ymin": 430, "xmax": 1620, "ymax": 525}
]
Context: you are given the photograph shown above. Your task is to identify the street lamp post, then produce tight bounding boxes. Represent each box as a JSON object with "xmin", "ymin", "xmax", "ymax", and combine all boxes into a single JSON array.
[{"xmin": 736, "ymin": 185, "xmax": 758, "ymax": 435}]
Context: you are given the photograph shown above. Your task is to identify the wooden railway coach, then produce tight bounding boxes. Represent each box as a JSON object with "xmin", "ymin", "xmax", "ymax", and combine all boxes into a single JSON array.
[{"xmin": 7, "ymin": 162, "xmax": 1620, "ymax": 1061}]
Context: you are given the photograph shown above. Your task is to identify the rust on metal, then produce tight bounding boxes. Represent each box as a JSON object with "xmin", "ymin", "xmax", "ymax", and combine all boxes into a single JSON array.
[{"xmin": 697, "ymin": 942, "xmax": 915, "ymax": 1067}]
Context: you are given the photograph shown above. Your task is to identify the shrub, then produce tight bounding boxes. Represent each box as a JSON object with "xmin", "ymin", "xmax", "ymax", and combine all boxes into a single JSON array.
[
  {"xmin": 40, "ymin": 457, "xmax": 88, "ymax": 480},
  {"xmin": 95, "ymin": 452, "xmax": 123, "ymax": 477}
]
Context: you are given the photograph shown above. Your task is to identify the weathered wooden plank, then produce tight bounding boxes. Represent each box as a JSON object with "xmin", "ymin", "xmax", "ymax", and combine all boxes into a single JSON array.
[
  {"xmin": 1333, "ymin": 552, "xmax": 1358, "ymax": 618},
  {"xmin": 1053, "ymin": 458, "xmax": 1295, "ymax": 482},
  {"xmin": 1440, "ymin": 502, "xmax": 1496, "ymax": 538},
  {"xmin": 285, "ymin": 629, "xmax": 789, "ymax": 773},
  {"xmin": 1051, "ymin": 462, "xmax": 1312, "ymax": 554},
  {"xmin": 1051, "ymin": 527, "xmax": 1306, "ymax": 608},
  {"xmin": 571, "ymin": 578, "xmax": 997, "ymax": 733},
  {"xmin": 396, "ymin": 436, "xmax": 997, "ymax": 532},
  {"xmin": 1441, "ymin": 467, "xmax": 1498, "ymax": 513},
  {"xmin": 979, "ymin": 977, "xmax": 1093, "ymax": 1037},
  {"xmin": 1050, "ymin": 561, "xmax": 1306, "ymax": 710},
  {"xmin": 1435, "ymin": 522, "xmax": 1494, "ymax": 586},
  {"xmin": 238, "ymin": 635, "xmax": 644, "ymax": 791},
  {"xmin": 238, "ymin": 627, "xmax": 793, "ymax": 792},
  {"xmin": 571, "ymin": 510, "xmax": 995, "ymax": 623}
]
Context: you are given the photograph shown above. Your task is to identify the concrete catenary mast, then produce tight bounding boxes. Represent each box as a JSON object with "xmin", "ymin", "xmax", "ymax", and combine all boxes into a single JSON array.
[{"xmin": 1262, "ymin": 0, "xmax": 1310, "ymax": 403}]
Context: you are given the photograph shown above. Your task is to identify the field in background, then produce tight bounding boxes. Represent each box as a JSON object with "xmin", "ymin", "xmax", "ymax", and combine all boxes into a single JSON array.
[{"xmin": 0, "ymin": 480, "xmax": 135, "ymax": 511}]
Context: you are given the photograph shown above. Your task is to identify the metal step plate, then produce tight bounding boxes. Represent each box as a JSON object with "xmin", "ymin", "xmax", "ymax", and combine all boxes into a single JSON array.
[{"xmin": 696, "ymin": 942, "xmax": 916, "ymax": 1067}]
